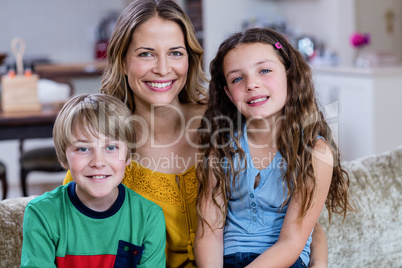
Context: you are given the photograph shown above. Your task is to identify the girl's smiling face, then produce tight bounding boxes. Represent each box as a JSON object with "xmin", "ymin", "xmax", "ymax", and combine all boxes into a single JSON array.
[{"xmin": 223, "ymin": 43, "xmax": 287, "ymax": 123}]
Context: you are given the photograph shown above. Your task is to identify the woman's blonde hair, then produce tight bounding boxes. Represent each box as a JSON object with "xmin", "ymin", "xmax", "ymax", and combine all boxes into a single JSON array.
[
  {"xmin": 102, "ymin": 0, "xmax": 207, "ymax": 112},
  {"xmin": 53, "ymin": 93, "xmax": 136, "ymax": 167}
]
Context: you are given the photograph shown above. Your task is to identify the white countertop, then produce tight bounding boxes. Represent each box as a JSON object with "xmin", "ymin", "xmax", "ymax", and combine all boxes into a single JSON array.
[{"xmin": 311, "ymin": 64, "xmax": 402, "ymax": 77}]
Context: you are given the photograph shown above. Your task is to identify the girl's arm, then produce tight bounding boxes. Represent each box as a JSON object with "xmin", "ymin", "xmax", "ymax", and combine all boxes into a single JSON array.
[
  {"xmin": 247, "ymin": 139, "xmax": 333, "ymax": 268},
  {"xmin": 194, "ymin": 167, "xmax": 225, "ymax": 268},
  {"xmin": 309, "ymin": 222, "xmax": 328, "ymax": 268}
]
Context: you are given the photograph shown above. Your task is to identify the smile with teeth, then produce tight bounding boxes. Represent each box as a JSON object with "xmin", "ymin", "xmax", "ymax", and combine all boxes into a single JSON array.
[
  {"xmin": 90, "ymin": 175, "xmax": 108, "ymax": 179},
  {"xmin": 146, "ymin": 81, "xmax": 173, "ymax": 88},
  {"xmin": 248, "ymin": 96, "xmax": 269, "ymax": 104}
]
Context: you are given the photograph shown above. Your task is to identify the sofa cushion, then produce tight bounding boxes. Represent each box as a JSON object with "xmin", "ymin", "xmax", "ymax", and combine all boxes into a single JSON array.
[
  {"xmin": 319, "ymin": 145, "xmax": 402, "ymax": 267},
  {"xmin": 0, "ymin": 196, "xmax": 36, "ymax": 268}
]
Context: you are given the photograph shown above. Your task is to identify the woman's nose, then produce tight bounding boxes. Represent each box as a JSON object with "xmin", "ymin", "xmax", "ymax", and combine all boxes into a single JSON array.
[{"xmin": 153, "ymin": 55, "xmax": 171, "ymax": 76}]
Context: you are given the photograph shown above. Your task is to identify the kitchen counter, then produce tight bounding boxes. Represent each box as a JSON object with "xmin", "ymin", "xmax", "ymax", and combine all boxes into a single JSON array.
[
  {"xmin": 311, "ymin": 64, "xmax": 402, "ymax": 77},
  {"xmin": 34, "ymin": 60, "xmax": 106, "ymax": 79},
  {"xmin": 312, "ymin": 65, "xmax": 402, "ymax": 161}
]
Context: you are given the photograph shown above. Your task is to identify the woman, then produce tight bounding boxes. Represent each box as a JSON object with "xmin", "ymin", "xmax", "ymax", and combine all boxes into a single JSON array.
[{"xmin": 64, "ymin": 1, "xmax": 327, "ymax": 267}]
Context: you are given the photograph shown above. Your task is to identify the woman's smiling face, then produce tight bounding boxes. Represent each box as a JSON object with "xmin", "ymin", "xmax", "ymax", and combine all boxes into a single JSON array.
[{"xmin": 123, "ymin": 16, "xmax": 189, "ymax": 109}]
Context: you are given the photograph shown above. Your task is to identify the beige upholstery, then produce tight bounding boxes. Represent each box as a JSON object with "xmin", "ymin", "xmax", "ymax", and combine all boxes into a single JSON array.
[
  {"xmin": 0, "ymin": 161, "xmax": 7, "ymax": 199},
  {"xmin": 319, "ymin": 145, "xmax": 402, "ymax": 267},
  {"xmin": 0, "ymin": 145, "xmax": 401, "ymax": 267}
]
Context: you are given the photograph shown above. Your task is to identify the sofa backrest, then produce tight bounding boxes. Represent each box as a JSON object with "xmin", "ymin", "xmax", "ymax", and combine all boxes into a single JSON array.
[
  {"xmin": 0, "ymin": 195, "xmax": 36, "ymax": 268},
  {"xmin": 319, "ymin": 145, "xmax": 402, "ymax": 267}
]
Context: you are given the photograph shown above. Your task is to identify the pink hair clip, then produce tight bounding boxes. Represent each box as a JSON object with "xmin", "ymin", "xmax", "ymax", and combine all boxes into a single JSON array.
[{"xmin": 275, "ymin": 42, "xmax": 282, "ymax": 49}]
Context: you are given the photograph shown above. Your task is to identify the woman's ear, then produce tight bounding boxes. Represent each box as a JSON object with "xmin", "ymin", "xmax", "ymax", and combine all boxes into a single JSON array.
[
  {"xmin": 123, "ymin": 60, "xmax": 128, "ymax": 76},
  {"xmin": 224, "ymin": 86, "xmax": 233, "ymax": 102}
]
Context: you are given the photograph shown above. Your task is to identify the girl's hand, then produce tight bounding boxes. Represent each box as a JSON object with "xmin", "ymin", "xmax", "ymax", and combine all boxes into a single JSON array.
[
  {"xmin": 308, "ymin": 222, "xmax": 328, "ymax": 268},
  {"xmin": 194, "ymin": 157, "xmax": 225, "ymax": 268},
  {"xmin": 247, "ymin": 139, "xmax": 334, "ymax": 267}
]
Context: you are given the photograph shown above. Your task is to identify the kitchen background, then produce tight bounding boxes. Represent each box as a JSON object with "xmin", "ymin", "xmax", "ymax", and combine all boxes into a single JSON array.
[{"xmin": 1, "ymin": 0, "xmax": 401, "ymax": 198}]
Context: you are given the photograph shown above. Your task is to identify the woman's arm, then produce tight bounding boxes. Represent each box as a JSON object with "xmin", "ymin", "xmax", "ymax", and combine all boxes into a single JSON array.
[
  {"xmin": 194, "ymin": 166, "xmax": 225, "ymax": 268},
  {"xmin": 309, "ymin": 222, "xmax": 328, "ymax": 268},
  {"xmin": 247, "ymin": 139, "xmax": 333, "ymax": 268}
]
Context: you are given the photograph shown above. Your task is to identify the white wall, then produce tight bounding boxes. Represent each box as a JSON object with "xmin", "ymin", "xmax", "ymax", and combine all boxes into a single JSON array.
[
  {"xmin": 203, "ymin": 0, "xmax": 280, "ymax": 74},
  {"xmin": 0, "ymin": 0, "xmax": 124, "ymax": 195},
  {"xmin": 279, "ymin": 0, "xmax": 356, "ymax": 65},
  {"xmin": 0, "ymin": 0, "xmax": 126, "ymax": 63},
  {"xmin": 203, "ymin": 0, "xmax": 357, "ymax": 70}
]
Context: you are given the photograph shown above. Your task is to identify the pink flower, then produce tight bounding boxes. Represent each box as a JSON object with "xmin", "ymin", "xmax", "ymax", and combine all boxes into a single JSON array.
[{"xmin": 350, "ymin": 32, "xmax": 370, "ymax": 48}]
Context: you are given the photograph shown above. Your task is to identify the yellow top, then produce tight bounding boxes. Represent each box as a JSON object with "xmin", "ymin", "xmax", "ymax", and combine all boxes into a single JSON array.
[{"xmin": 63, "ymin": 161, "xmax": 198, "ymax": 268}]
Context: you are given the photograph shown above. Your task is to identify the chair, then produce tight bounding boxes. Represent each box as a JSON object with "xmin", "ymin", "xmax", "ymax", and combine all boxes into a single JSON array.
[
  {"xmin": 19, "ymin": 78, "xmax": 73, "ymax": 196},
  {"xmin": 0, "ymin": 161, "xmax": 8, "ymax": 199}
]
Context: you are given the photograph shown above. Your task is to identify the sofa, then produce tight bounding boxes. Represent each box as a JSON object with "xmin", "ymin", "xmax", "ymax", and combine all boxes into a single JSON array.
[{"xmin": 1, "ymin": 145, "xmax": 402, "ymax": 268}]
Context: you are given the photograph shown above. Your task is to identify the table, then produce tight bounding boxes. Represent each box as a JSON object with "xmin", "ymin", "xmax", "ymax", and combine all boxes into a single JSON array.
[{"xmin": 0, "ymin": 106, "xmax": 59, "ymax": 141}]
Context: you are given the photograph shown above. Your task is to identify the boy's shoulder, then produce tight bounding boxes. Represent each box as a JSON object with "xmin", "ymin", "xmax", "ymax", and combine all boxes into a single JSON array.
[
  {"xmin": 28, "ymin": 184, "xmax": 67, "ymax": 206},
  {"xmin": 123, "ymin": 185, "xmax": 163, "ymax": 212}
]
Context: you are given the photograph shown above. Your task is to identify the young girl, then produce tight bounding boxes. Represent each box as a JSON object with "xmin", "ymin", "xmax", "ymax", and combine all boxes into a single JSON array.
[{"xmin": 195, "ymin": 28, "xmax": 354, "ymax": 267}]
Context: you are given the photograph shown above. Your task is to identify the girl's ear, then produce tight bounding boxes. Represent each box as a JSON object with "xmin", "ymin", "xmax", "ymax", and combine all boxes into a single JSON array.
[{"xmin": 224, "ymin": 86, "xmax": 234, "ymax": 102}]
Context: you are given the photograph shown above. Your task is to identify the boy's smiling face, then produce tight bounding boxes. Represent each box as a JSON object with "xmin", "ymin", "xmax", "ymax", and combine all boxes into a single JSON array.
[{"xmin": 64, "ymin": 127, "xmax": 131, "ymax": 211}]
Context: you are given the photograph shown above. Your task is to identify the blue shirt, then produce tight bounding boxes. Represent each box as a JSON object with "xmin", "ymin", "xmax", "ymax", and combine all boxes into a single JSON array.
[{"xmin": 224, "ymin": 124, "xmax": 313, "ymax": 265}]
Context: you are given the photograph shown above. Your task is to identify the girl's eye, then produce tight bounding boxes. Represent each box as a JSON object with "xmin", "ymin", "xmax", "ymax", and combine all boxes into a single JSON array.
[
  {"xmin": 106, "ymin": 145, "xmax": 117, "ymax": 151},
  {"xmin": 232, "ymin": 77, "xmax": 243, "ymax": 84},
  {"xmin": 260, "ymin": 69, "xmax": 271, "ymax": 74},
  {"xmin": 138, "ymin": 52, "xmax": 153, "ymax": 57}
]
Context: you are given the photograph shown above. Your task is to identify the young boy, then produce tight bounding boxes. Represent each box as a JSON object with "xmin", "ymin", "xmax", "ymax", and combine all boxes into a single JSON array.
[{"xmin": 21, "ymin": 94, "xmax": 166, "ymax": 267}]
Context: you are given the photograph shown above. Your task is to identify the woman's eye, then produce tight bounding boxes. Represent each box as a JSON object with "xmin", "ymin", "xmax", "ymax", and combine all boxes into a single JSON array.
[
  {"xmin": 170, "ymin": 51, "xmax": 183, "ymax": 56},
  {"xmin": 106, "ymin": 145, "xmax": 117, "ymax": 151},
  {"xmin": 138, "ymin": 52, "xmax": 153, "ymax": 57},
  {"xmin": 232, "ymin": 77, "xmax": 243, "ymax": 83},
  {"xmin": 260, "ymin": 69, "xmax": 271, "ymax": 74}
]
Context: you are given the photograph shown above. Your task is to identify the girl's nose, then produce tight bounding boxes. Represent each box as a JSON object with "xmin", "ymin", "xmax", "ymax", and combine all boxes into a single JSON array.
[
  {"xmin": 153, "ymin": 55, "xmax": 171, "ymax": 76},
  {"xmin": 246, "ymin": 76, "xmax": 259, "ymax": 91}
]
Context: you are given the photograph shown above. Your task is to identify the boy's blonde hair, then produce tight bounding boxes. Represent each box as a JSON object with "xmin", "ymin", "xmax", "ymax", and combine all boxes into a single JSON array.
[{"xmin": 53, "ymin": 93, "xmax": 135, "ymax": 167}]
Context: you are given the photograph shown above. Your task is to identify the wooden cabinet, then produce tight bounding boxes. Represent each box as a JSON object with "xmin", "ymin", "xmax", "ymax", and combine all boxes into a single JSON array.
[{"xmin": 313, "ymin": 66, "xmax": 402, "ymax": 161}]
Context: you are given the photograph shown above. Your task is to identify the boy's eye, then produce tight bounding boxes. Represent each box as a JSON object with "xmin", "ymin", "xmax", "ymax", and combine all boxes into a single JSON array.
[
  {"xmin": 77, "ymin": 147, "xmax": 89, "ymax": 153},
  {"xmin": 106, "ymin": 145, "xmax": 117, "ymax": 151},
  {"xmin": 232, "ymin": 77, "xmax": 243, "ymax": 83}
]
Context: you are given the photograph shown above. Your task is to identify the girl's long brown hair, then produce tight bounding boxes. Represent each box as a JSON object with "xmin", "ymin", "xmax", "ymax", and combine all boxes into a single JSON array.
[{"xmin": 197, "ymin": 28, "xmax": 354, "ymax": 232}]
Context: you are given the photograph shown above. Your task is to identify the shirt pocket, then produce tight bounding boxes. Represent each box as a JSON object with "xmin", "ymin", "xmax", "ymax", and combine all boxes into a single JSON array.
[{"xmin": 114, "ymin": 240, "xmax": 144, "ymax": 268}]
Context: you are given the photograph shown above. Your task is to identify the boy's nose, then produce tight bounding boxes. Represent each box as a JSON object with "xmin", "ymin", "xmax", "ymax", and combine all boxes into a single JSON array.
[{"xmin": 90, "ymin": 151, "xmax": 106, "ymax": 168}]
